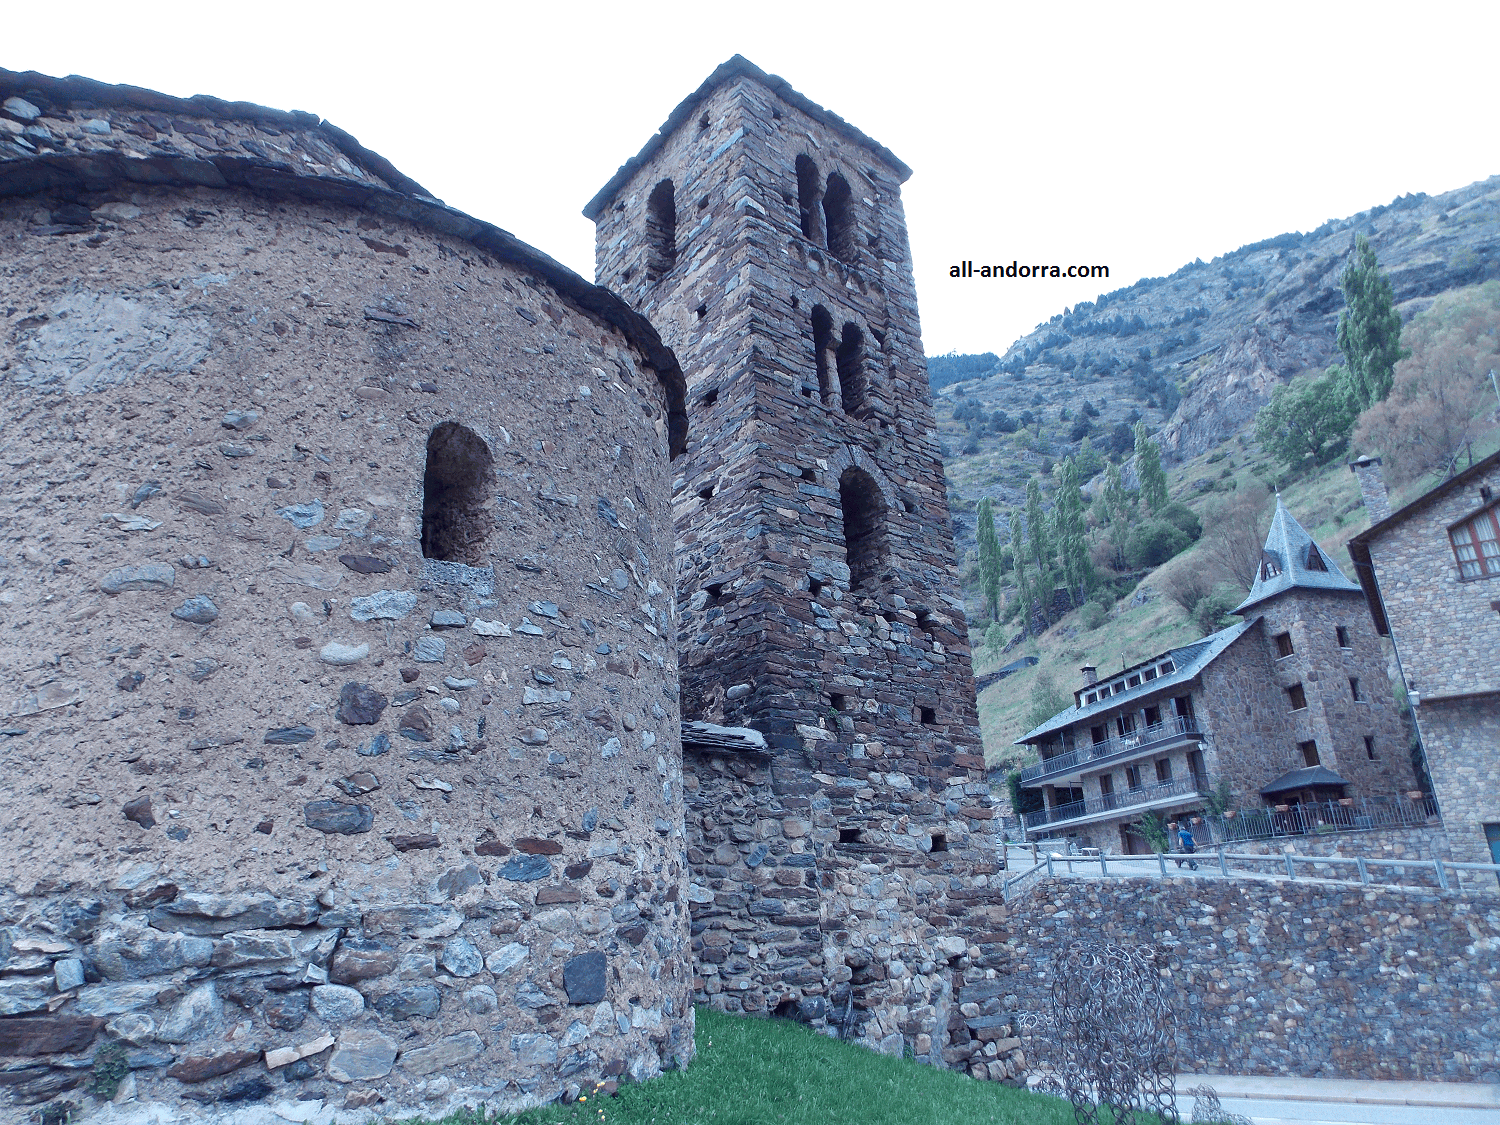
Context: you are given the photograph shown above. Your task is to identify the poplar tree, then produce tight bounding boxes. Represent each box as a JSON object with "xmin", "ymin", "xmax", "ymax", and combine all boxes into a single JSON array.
[
  {"xmin": 1337, "ymin": 233, "xmax": 1408, "ymax": 411},
  {"xmin": 1054, "ymin": 457, "xmax": 1094, "ymax": 602},
  {"xmin": 976, "ymin": 497, "xmax": 1002, "ymax": 620},
  {"xmin": 1025, "ymin": 478, "xmax": 1053, "ymax": 610},
  {"xmin": 1009, "ymin": 509, "xmax": 1031, "ymax": 630},
  {"xmin": 1102, "ymin": 462, "xmax": 1130, "ymax": 524},
  {"xmin": 1134, "ymin": 422, "xmax": 1169, "ymax": 513}
]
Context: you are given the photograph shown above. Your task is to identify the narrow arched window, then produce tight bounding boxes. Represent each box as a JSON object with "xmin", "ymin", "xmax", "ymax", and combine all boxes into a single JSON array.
[
  {"xmin": 645, "ymin": 178, "xmax": 677, "ymax": 280},
  {"xmin": 823, "ymin": 172, "xmax": 856, "ymax": 263},
  {"xmin": 836, "ymin": 322, "xmax": 866, "ymax": 412},
  {"xmin": 839, "ymin": 467, "xmax": 887, "ymax": 592},
  {"xmin": 795, "ymin": 155, "xmax": 823, "ymax": 246},
  {"xmin": 421, "ymin": 422, "xmax": 495, "ymax": 566},
  {"xmin": 811, "ymin": 305, "xmax": 835, "ymax": 405}
]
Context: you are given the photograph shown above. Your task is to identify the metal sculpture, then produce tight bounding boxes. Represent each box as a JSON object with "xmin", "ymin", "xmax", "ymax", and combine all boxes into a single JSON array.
[
  {"xmin": 1049, "ymin": 941, "xmax": 1179, "ymax": 1125},
  {"xmin": 1188, "ymin": 1084, "xmax": 1252, "ymax": 1125}
]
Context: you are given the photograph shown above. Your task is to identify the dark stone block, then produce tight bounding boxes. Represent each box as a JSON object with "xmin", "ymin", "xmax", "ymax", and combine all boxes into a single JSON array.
[
  {"xmin": 0, "ymin": 1015, "xmax": 103, "ymax": 1056},
  {"xmin": 263, "ymin": 990, "xmax": 310, "ymax": 1030},
  {"xmin": 329, "ymin": 939, "xmax": 396, "ymax": 985},
  {"xmin": 372, "ymin": 984, "xmax": 440, "ymax": 1020},
  {"xmin": 515, "ymin": 837, "xmax": 563, "ymax": 855},
  {"xmin": 497, "ymin": 854, "xmax": 551, "ymax": 882},
  {"xmin": 264, "ymin": 725, "xmax": 316, "ymax": 744},
  {"xmin": 167, "ymin": 1049, "xmax": 259, "ymax": 1083},
  {"xmin": 337, "ymin": 682, "xmax": 388, "ymax": 725},
  {"xmin": 122, "ymin": 795, "xmax": 155, "ymax": 829},
  {"xmin": 562, "ymin": 951, "xmax": 607, "ymax": 1005},
  {"xmin": 437, "ymin": 863, "xmax": 483, "ymax": 899},
  {"xmin": 386, "ymin": 833, "xmax": 439, "ymax": 851},
  {"xmin": 303, "ymin": 800, "xmax": 372, "ymax": 834},
  {"xmin": 338, "ymin": 554, "xmax": 393, "ymax": 574}
]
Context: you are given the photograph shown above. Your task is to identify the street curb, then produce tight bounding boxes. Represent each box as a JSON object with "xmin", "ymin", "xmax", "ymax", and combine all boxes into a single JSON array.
[{"xmin": 1178, "ymin": 1074, "xmax": 1500, "ymax": 1110}]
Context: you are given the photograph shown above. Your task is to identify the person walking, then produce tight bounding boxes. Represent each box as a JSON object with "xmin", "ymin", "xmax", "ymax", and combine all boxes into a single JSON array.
[{"xmin": 1175, "ymin": 823, "xmax": 1199, "ymax": 870}]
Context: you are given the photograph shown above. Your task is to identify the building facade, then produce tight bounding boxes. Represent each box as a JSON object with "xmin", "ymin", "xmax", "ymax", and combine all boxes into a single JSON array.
[
  {"xmin": 1017, "ymin": 499, "xmax": 1416, "ymax": 851},
  {"xmin": 587, "ymin": 58, "xmax": 1000, "ymax": 1060},
  {"xmin": 1349, "ymin": 451, "xmax": 1500, "ymax": 867}
]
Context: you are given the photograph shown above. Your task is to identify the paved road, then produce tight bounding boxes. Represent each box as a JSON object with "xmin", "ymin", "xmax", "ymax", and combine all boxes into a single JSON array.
[{"xmin": 1175, "ymin": 1075, "xmax": 1500, "ymax": 1125}]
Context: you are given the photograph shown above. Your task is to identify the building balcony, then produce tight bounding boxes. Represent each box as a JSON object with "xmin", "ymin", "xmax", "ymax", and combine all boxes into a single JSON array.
[
  {"xmin": 1020, "ymin": 714, "xmax": 1202, "ymax": 785},
  {"xmin": 1023, "ymin": 774, "xmax": 1209, "ymax": 832}
]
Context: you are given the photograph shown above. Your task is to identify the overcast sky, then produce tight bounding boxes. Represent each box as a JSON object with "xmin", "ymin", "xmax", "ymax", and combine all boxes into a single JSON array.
[{"xmin": 8, "ymin": 1, "xmax": 1498, "ymax": 355}]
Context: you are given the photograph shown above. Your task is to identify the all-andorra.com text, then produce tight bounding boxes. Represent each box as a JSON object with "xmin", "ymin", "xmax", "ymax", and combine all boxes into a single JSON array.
[{"xmin": 949, "ymin": 260, "xmax": 1109, "ymax": 278}]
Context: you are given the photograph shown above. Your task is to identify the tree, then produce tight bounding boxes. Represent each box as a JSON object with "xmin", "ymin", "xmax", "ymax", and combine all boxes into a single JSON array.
[
  {"xmin": 1074, "ymin": 435, "xmax": 1104, "ymax": 479},
  {"xmin": 1053, "ymin": 458, "xmax": 1095, "ymax": 603},
  {"xmin": 1337, "ymin": 233, "xmax": 1409, "ymax": 411},
  {"xmin": 1009, "ymin": 509, "xmax": 1031, "ymax": 630},
  {"xmin": 1352, "ymin": 280, "xmax": 1500, "ymax": 486},
  {"xmin": 1023, "ymin": 669, "xmax": 1071, "ymax": 733},
  {"xmin": 976, "ymin": 497, "xmax": 1002, "ymax": 620},
  {"xmin": 1198, "ymin": 482, "xmax": 1272, "ymax": 589},
  {"xmin": 1101, "ymin": 462, "xmax": 1131, "ymax": 525},
  {"xmin": 1024, "ymin": 478, "xmax": 1053, "ymax": 599},
  {"xmin": 1254, "ymin": 368, "xmax": 1359, "ymax": 470},
  {"xmin": 1133, "ymin": 422, "xmax": 1169, "ymax": 513}
]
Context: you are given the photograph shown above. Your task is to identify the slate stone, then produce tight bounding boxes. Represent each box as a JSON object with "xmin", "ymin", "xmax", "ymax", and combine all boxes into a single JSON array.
[
  {"xmin": 498, "ymin": 854, "xmax": 552, "ymax": 882},
  {"xmin": 0, "ymin": 1014, "xmax": 103, "ymax": 1057},
  {"xmin": 189, "ymin": 658, "xmax": 219, "ymax": 682},
  {"xmin": 320, "ymin": 641, "xmax": 369, "ymax": 665},
  {"xmin": 53, "ymin": 958, "xmax": 85, "ymax": 992},
  {"xmin": 277, "ymin": 500, "xmax": 325, "ymax": 528},
  {"xmin": 444, "ymin": 676, "xmax": 478, "ymax": 691},
  {"xmin": 597, "ymin": 497, "xmax": 620, "ymax": 528},
  {"xmin": 413, "ymin": 636, "xmax": 446, "ymax": 663},
  {"xmin": 439, "ymin": 937, "xmax": 483, "ymax": 978},
  {"xmin": 430, "ymin": 609, "xmax": 466, "ymax": 628},
  {"xmin": 311, "ymin": 984, "xmax": 365, "ymax": 1022},
  {"xmin": 746, "ymin": 843, "xmax": 770, "ymax": 868},
  {"xmin": 74, "ymin": 982, "xmax": 168, "ymax": 1017},
  {"xmin": 464, "ymin": 986, "xmax": 499, "ymax": 1015},
  {"xmin": 100, "ymin": 564, "xmax": 175, "ymax": 594},
  {"xmin": 563, "ymin": 952, "xmax": 608, "ymax": 1005},
  {"xmin": 333, "ymin": 770, "xmax": 380, "ymax": 797},
  {"xmin": 167, "ymin": 1049, "xmax": 258, "ymax": 1083},
  {"xmin": 582, "ymin": 807, "xmax": 599, "ymax": 832},
  {"xmin": 263, "ymin": 990, "xmax": 310, "ymax": 1031},
  {"xmin": 485, "ymin": 943, "xmax": 529, "ymax": 975},
  {"xmin": 337, "ymin": 682, "xmax": 387, "ymax": 725},
  {"xmin": 435, "ymin": 863, "xmax": 482, "ymax": 901},
  {"xmin": 474, "ymin": 835, "xmax": 510, "ymax": 857},
  {"xmin": 356, "ymin": 732, "xmax": 391, "ymax": 758},
  {"xmin": 304, "ymin": 800, "xmax": 373, "ymax": 835},
  {"xmin": 327, "ymin": 1029, "xmax": 398, "ymax": 1082},
  {"xmin": 387, "ymin": 833, "xmax": 439, "ymax": 852},
  {"xmin": 515, "ymin": 837, "xmax": 563, "ymax": 855},
  {"xmin": 398, "ymin": 705, "xmax": 433, "ymax": 741},
  {"xmin": 529, "ymin": 600, "xmax": 560, "ymax": 618},
  {"xmin": 329, "ymin": 939, "xmax": 397, "ymax": 985},
  {"xmin": 93, "ymin": 926, "xmax": 212, "ymax": 979},
  {"xmin": 361, "ymin": 905, "xmax": 462, "ymax": 940},
  {"xmin": 148, "ymin": 892, "xmax": 319, "ymax": 936},
  {"xmin": 264, "ymin": 725, "xmax": 316, "ymax": 745},
  {"xmin": 338, "ymin": 554, "xmax": 393, "ymax": 575},
  {"xmin": 401, "ymin": 1030, "xmax": 484, "ymax": 1076},
  {"xmin": 537, "ymin": 887, "xmax": 582, "ymax": 905},
  {"xmin": 122, "ymin": 796, "xmax": 155, "ymax": 829},
  {"xmin": 371, "ymin": 983, "xmax": 440, "ymax": 1020},
  {"xmin": 349, "ymin": 590, "xmax": 418, "ymax": 621},
  {"xmin": 171, "ymin": 595, "xmax": 219, "ymax": 624},
  {"xmin": 157, "ymin": 983, "xmax": 221, "ymax": 1043},
  {"xmin": 221, "ymin": 409, "xmax": 259, "ymax": 430}
]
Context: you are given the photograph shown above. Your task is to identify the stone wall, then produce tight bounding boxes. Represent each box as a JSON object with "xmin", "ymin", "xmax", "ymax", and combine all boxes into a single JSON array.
[
  {"xmin": 1358, "ymin": 457, "xmax": 1500, "ymax": 866},
  {"xmin": 0, "ymin": 72, "xmax": 691, "ymax": 1119},
  {"xmin": 992, "ymin": 877, "xmax": 1500, "ymax": 1082}
]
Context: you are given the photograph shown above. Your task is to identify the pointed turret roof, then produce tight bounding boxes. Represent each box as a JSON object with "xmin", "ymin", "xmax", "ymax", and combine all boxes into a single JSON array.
[{"xmin": 1233, "ymin": 496, "xmax": 1361, "ymax": 615}]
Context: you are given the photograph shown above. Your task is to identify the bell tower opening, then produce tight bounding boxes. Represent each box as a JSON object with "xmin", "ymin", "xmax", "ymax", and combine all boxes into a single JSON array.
[
  {"xmin": 836, "ymin": 322, "xmax": 867, "ymax": 412},
  {"xmin": 811, "ymin": 304, "xmax": 835, "ymax": 405},
  {"xmin": 795, "ymin": 154, "xmax": 824, "ymax": 245},
  {"xmin": 839, "ymin": 467, "xmax": 887, "ymax": 592},
  {"xmin": 421, "ymin": 422, "xmax": 495, "ymax": 566},
  {"xmin": 645, "ymin": 178, "xmax": 678, "ymax": 280},
  {"xmin": 823, "ymin": 172, "xmax": 856, "ymax": 263}
]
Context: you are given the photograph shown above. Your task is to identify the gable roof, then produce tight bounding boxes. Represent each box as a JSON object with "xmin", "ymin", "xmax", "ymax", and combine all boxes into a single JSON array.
[
  {"xmin": 582, "ymin": 54, "xmax": 912, "ymax": 221},
  {"xmin": 1014, "ymin": 617, "xmax": 1258, "ymax": 744},
  {"xmin": 1347, "ymin": 448, "xmax": 1500, "ymax": 635},
  {"xmin": 1233, "ymin": 496, "xmax": 1362, "ymax": 615}
]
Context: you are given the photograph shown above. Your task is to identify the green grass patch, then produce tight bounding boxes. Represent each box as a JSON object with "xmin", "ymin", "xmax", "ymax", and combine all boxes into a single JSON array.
[{"xmin": 397, "ymin": 1008, "xmax": 1069, "ymax": 1125}]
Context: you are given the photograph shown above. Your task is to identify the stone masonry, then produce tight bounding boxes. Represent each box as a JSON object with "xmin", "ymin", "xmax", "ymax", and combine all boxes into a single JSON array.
[
  {"xmin": 1350, "ymin": 451, "xmax": 1500, "ymax": 865},
  {"xmin": 587, "ymin": 58, "xmax": 1000, "ymax": 1061},
  {"xmin": 0, "ymin": 70, "xmax": 693, "ymax": 1118}
]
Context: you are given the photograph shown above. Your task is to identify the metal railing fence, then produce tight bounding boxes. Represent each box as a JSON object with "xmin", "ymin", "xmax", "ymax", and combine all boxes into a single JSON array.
[{"xmin": 1020, "ymin": 714, "xmax": 1200, "ymax": 784}]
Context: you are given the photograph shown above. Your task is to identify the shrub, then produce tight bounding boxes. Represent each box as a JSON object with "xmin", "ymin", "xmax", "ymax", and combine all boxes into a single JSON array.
[
  {"xmin": 984, "ymin": 621, "xmax": 1006, "ymax": 652},
  {"xmin": 1192, "ymin": 582, "xmax": 1243, "ymax": 634},
  {"xmin": 1158, "ymin": 501, "xmax": 1202, "ymax": 541},
  {"xmin": 1124, "ymin": 519, "xmax": 1191, "ymax": 568},
  {"xmin": 1078, "ymin": 601, "xmax": 1107, "ymax": 630}
]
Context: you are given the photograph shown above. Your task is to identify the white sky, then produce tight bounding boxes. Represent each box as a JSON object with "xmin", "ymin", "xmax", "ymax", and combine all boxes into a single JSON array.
[{"xmin": 8, "ymin": 0, "xmax": 1498, "ymax": 356}]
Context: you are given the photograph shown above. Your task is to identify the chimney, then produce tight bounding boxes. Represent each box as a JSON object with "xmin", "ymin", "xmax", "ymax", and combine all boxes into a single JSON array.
[
  {"xmin": 1081, "ymin": 665, "xmax": 1098, "ymax": 687},
  {"xmin": 1349, "ymin": 455, "xmax": 1391, "ymax": 523}
]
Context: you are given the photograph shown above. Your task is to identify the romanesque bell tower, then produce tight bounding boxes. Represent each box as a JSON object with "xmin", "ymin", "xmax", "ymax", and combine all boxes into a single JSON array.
[
  {"xmin": 586, "ymin": 60, "xmax": 999, "ymax": 1057},
  {"xmin": 585, "ymin": 57, "xmax": 981, "ymax": 765}
]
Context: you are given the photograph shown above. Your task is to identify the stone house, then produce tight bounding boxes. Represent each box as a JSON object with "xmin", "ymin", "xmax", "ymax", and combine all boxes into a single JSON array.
[
  {"xmin": 588, "ymin": 57, "xmax": 1001, "ymax": 1062},
  {"xmin": 1016, "ymin": 498, "xmax": 1416, "ymax": 851},
  {"xmin": 1348, "ymin": 451, "xmax": 1500, "ymax": 866}
]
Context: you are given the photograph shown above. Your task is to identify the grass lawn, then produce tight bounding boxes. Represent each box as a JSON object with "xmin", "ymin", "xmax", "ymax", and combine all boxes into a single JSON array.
[{"xmin": 396, "ymin": 1008, "xmax": 1071, "ymax": 1125}]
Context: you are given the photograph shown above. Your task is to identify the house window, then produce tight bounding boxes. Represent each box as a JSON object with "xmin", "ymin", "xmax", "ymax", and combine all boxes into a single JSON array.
[
  {"xmin": 1299, "ymin": 739, "xmax": 1320, "ymax": 767},
  {"xmin": 1125, "ymin": 765, "xmax": 1143, "ymax": 790},
  {"xmin": 1159, "ymin": 662, "xmax": 1175, "ymax": 676},
  {"xmin": 1126, "ymin": 675, "xmax": 1141, "ymax": 688},
  {"xmin": 929, "ymin": 832, "xmax": 948, "ymax": 853},
  {"xmin": 1144, "ymin": 705, "xmax": 1162, "ymax": 727},
  {"xmin": 421, "ymin": 422, "xmax": 495, "ymax": 566},
  {"xmin": 1449, "ymin": 504, "xmax": 1500, "ymax": 579},
  {"xmin": 839, "ymin": 827, "xmax": 863, "ymax": 844},
  {"xmin": 1091, "ymin": 724, "xmax": 1109, "ymax": 745},
  {"xmin": 1260, "ymin": 551, "xmax": 1282, "ymax": 580},
  {"xmin": 1336, "ymin": 625, "xmax": 1351, "ymax": 648},
  {"xmin": 1118, "ymin": 714, "xmax": 1137, "ymax": 738},
  {"xmin": 835, "ymin": 322, "xmax": 867, "ymax": 411},
  {"xmin": 1143, "ymin": 667, "xmax": 1157, "ymax": 681},
  {"xmin": 919, "ymin": 706, "xmax": 937, "ymax": 726},
  {"xmin": 829, "ymin": 693, "xmax": 848, "ymax": 712},
  {"xmin": 1287, "ymin": 683, "xmax": 1308, "ymax": 710},
  {"xmin": 1099, "ymin": 774, "xmax": 1116, "ymax": 807},
  {"xmin": 823, "ymin": 172, "xmax": 857, "ymax": 262},
  {"xmin": 1187, "ymin": 748, "xmax": 1207, "ymax": 787},
  {"xmin": 1085, "ymin": 692, "xmax": 1097, "ymax": 705},
  {"xmin": 1274, "ymin": 632, "xmax": 1294, "ymax": 658},
  {"xmin": 1349, "ymin": 677, "xmax": 1363, "ymax": 701},
  {"xmin": 1305, "ymin": 545, "xmax": 1328, "ymax": 572},
  {"xmin": 839, "ymin": 467, "xmax": 887, "ymax": 591},
  {"xmin": 645, "ymin": 179, "xmax": 677, "ymax": 280},
  {"xmin": 795, "ymin": 154, "xmax": 823, "ymax": 245},
  {"xmin": 811, "ymin": 305, "xmax": 835, "ymax": 405},
  {"xmin": 1174, "ymin": 696, "xmax": 1195, "ymax": 725},
  {"xmin": 1364, "ymin": 735, "xmax": 1377, "ymax": 760},
  {"xmin": 1155, "ymin": 758, "xmax": 1173, "ymax": 783}
]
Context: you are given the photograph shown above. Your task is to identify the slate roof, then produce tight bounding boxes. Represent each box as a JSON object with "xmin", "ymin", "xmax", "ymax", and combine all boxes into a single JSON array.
[
  {"xmin": 1233, "ymin": 496, "xmax": 1362, "ymax": 615},
  {"xmin": 1014, "ymin": 617, "xmax": 1258, "ymax": 744},
  {"xmin": 1259, "ymin": 765, "xmax": 1350, "ymax": 795},
  {"xmin": 681, "ymin": 721, "xmax": 766, "ymax": 753}
]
